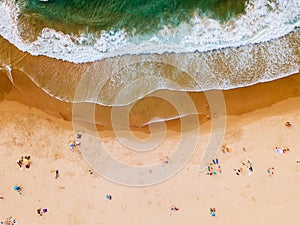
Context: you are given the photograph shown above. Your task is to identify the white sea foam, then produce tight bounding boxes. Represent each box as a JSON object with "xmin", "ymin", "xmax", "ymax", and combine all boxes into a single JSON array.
[
  {"xmin": 0, "ymin": 63, "xmax": 13, "ymax": 82},
  {"xmin": 0, "ymin": 0, "xmax": 299, "ymax": 64}
]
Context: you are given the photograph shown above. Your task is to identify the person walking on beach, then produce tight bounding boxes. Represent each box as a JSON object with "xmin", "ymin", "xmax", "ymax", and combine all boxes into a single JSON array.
[{"xmin": 55, "ymin": 170, "xmax": 59, "ymax": 179}]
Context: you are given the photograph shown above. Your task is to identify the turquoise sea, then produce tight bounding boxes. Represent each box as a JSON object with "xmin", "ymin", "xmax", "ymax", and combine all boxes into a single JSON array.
[
  {"xmin": 19, "ymin": 0, "xmax": 247, "ymax": 35},
  {"xmin": 0, "ymin": 0, "xmax": 298, "ymax": 64}
]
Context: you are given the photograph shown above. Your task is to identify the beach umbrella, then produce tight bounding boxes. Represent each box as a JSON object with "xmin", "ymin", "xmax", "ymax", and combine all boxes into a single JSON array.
[{"xmin": 13, "ymin": 185, "xmax": 19, "ymax": 191}]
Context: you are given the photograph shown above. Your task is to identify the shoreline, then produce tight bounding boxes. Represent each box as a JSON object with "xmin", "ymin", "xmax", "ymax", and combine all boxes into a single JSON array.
[
  {"xmin": 0, "ymin": 35, "xmax": 299, "ymax": 127},
  {"xmin": 2, "ymin": 65, "xmax": 300, "ymax": 127},
  {"xmin": 0, "ymin": 27, "xmax": 299, "ymax": 127}
]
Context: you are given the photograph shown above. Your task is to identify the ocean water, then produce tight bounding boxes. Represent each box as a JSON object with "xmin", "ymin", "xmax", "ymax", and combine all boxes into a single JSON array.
[
  {"xmin": 0, "ymin": 0, "xmax": 299, "ymax": 125},
  {"xmin": 0, "ymin": 0, "xmax": 299, "ymax": 63},
  {"xmin": 19, "ymin": 0, "xmax": 247, "ymax": 35}
]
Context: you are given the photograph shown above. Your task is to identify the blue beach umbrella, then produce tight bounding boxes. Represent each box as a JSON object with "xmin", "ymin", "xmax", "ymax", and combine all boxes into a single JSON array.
[{"xmin": 13, "ymin": 185, "xmax": 19, "ymax": 191}]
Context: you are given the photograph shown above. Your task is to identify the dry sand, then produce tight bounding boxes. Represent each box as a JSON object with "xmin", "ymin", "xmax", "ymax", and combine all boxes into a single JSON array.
[{"xmin": 1, "ymin": 90, "xmax": 300, "ymax": 224}]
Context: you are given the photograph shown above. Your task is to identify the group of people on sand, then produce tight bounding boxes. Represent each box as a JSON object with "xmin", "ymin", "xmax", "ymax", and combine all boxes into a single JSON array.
[
  {"xmin": 37, "ymin": 208, "xmax": 48, "ymax": 216},
  {"xmin": 105, "ymin": 194, "xmax": 112, "ymax": 200},
  {"xmin": 206, "ymin": 158, "xmax": 222, "ymax": 176},
  {"xmin": 4, "ymin": 122, "xmax": 295, "ymax": 221},
  {"xmin": 0, "ymin": 216, "xmax": 18, "ymax": 225},
  {"xmin": 69, "ymin": 140, "xmax": 81, "ymax": 151},
  {"xmin": 17, "ymin": 155, "xmax": 31, "ymax": 169},
  {"xmin": 221, "ymin": 144, "xmax": 232, "ymax": 153},
  {"xmin": 170, "ymin": 206, "xmax": 179, "ymax": 212},
  {"xmin": 69, "ymin": 131, "xmax": 82, "ymax": 151},
  {"xmin": 3, "ymin": 132, "xmax": 85, "ymax": 220},
  {"xmin": 267, "ymin": 167, "xmax": 275, "ymax": 177},
  {"xmin": 274, "ymin": 146, "xmax": 290, "ymax": 154},
  {"xmin": 234, "ymin": 160, "xmax": 253, "ymax": 176}
]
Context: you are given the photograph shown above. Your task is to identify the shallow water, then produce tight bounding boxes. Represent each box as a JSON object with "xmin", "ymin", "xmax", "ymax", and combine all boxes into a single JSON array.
[
  {"xmin": 2, "ymin": 28, "xmax": 298, "ymax": 105},
  {"xmin": 0, "ymin": 0, "xmax": 299, "ymax": 126}
]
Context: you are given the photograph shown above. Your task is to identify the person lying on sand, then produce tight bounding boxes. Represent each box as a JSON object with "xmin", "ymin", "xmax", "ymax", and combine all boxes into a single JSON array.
[
  {"xmin": 285, "ymin": 121, "xmax": 291, "ymax": 127},
  {"xmin": 210, "ymin": 208, "xmax": 216, "ymax": 217},
  {"xmin": 267, "ymin": 167, "xmax": 275, "ymax": 176},
  {"xmin": 17, "ymin": 157, "xmax": 23, "ymax": 168},
  {"xmin": 13, "ymin": 185, "xmax": 22, "ymax": 195},
  {"xmin": 221, "ymin": 144, "xmax": 232, "ymax": 153},
  {"xmin": 171, "ymin": 206, "xmax": 179, "ymax": 211}
]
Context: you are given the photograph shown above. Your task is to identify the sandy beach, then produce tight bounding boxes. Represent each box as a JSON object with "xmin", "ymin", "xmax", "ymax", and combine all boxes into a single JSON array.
[
  {"xmin": 0, "ymin": 1, "xmax": 299, "ymax": 223},
  {"xmin": 1, "ymin": 84, "xmax": 300, "ymax": 224}
]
